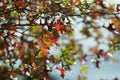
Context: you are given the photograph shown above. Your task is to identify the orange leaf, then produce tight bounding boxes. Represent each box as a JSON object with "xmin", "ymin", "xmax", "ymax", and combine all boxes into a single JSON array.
[
  {"xmin": 41, "ymin": 45, "xmax": 49, "ymax": 57},
  {"xmin": 55, "ymin": 20, "xmax": 65, "ymax": 33},
  {"xmin": 55, "ymin": 23, "xmax": 61, "ymax": 31}
]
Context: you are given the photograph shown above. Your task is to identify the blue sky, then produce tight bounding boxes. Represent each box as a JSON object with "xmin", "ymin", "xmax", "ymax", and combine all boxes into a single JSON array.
[{"xmin": 87, "ymin": 53, "xmax": 120, "ymax": 80}]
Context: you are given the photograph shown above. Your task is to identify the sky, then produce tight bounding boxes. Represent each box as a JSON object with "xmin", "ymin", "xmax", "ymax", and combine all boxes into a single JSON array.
[{"xmin": 87, "ymin": 53, "xmax": 120, "ymax": 80}]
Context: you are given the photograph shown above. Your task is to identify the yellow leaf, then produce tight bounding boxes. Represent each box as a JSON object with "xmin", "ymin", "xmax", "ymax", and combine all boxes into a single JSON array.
[
  {"xmin": 31, "ymin": 26, "xmax": 41, "ymax": 31},
  {"xmin": 10, "ymin": 11, "xmax": 19, "ymax": 19},
  {"xmin": 80, "ymin": 66, "xmax": 88, "ymax": 73},
  {"xmin": 36, "ymin": 52, "xmax": 42, "ymax": 58},
  {"xmin": 0, "ymin": 49, "xmax": 3, "ymax": 56}
]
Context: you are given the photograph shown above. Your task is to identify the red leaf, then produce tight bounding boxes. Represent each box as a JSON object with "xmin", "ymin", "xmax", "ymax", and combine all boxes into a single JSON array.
[
  {"xmin": 95, "ymin": 0, "xmax": 101, "ymax": 2},
  {"xmin": 55, "ymin": 23, "xmax": 61, "ymax": 31},
  {"xmin": 48, "ymin": 39, "xmax": 59, "ymax": 46},
  {"xmin": 9, "ymin": 26, "xmax": 17, "ymax": 30},
  {"xmin": 96, "ymin": 60, "xmax": 100, "ymax": 68},
  {"xmin": 116, "ymin": 5, "xmax": 120, "ymax": 12},
  {"xmin": 90, "ymin": 48, "xmax": 108, "ymax": 58},
  {"xmin": 35, "ymin": 39, "xmax": 41, "ymax": 45},
  {"xmin": 79, "ymin": 55, "xmax": 87, "ymax": 62},
  {"xmin": 55, "ymin": 20, "xmax": 65, "ymax": 33},
  {"xmin": 56, "ymin": 67, "xmax": 65, "ymax": 78}
]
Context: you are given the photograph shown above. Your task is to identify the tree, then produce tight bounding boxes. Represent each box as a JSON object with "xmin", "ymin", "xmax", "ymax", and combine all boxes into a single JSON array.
[{"xmin": 0, "ymin": 0, "xmax": 120, "ymax": 80}]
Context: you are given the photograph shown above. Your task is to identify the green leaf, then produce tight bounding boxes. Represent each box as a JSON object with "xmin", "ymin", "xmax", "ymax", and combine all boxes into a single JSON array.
[{"xmin": 66, "ymin": 60, "xmax": 75, "ymax": 65}]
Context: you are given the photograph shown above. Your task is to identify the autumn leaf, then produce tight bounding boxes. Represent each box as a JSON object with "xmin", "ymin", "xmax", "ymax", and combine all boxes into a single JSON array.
[
  {"xmin": 0, "ymin": 49, "xmax": 4, "ymax": 56},
  {"xmin": 72, "ymin": 0, "xmax": 80, "ymax": 6},
  {"xmin": 80, "ymin": 66, "xmax": 88, "ymax": 73},
  {"xmin": 10, "ymin": 11, "xmax": 19, "ymax": 19},
  {"xmin": 116, "ymin": 4, "xmax": 120, "ymax": 12},
  {"xmin": 9, "ymin": 26, "xmax": 17, "ymax": 31},
  {"xmin": 81, "ymin": 27, "xmax": 91, "ymax": 37},
  {"xmin": 56, "ymin": 67, "xmax": 65, "ymax": 79},
  {"xmin": 77, "ymin": 75, "xmax": 87, "ymax": 80},
  {"xmin": 79, "ymin": 55, "xmax": 87, "ymax": 62},
  {"xmin": 95, "ymin": 59, "xmax": 100, "ymax": 68},
  {"xmin": 55, "ymin": 22, "xmax": 61, "ymax": 31},
  {"xmin": 41, "ymin": 45, "xmax": 49, "ymax": 57},
  {"xmin": 35, "ymin": 39, "xmax": 41, "ymax": 45},
  {"xmin": 14, "ymin": 0, "xmax": 26, "ymax": 9},
  {"xmin": 95, "ymin": 0, "xmax": 101, "ymax": 3},
  {"xmin": 32, "ymin": 62, "xmax": 37, "ymax": 70},
  {"xmin": 55, "ymin": 20, "xmax": 65, "ymax": 33},
  {"xmin": 90, "ymin": 48, "xmax": 108, "ymax": 57},
  {"xmin": 48, "ymin": 39, "xmax": 59, "ymax": 46}
]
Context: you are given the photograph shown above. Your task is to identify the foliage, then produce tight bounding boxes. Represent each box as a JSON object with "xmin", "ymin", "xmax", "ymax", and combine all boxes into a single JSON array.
[{"xmin": 0, "ymin": 0, "xmax": 120, "ymax": 80}]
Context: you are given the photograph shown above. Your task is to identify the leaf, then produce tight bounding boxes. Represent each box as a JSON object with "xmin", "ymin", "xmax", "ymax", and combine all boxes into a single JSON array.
[
  {"xmin": 90, "ymin": 48, "xmax": 108, "ymax": 57},
  {"xmin": 32, "ymin": 62, "xmax": 37, "ymax": 70},
  {"xmin": 81, "ymin": 76, "xmax": 87, "ymax": 80},
  {"xmin": 66, "ymin": 59, "xmax": 75, "ymax": 65},
  {"xmin": 35, "ymin": 39, "xmax": 41, "ymax": 45},
  {"xmin": 77, "ymin": 75, "xmax": 87, "ymax": 80},
  {"xmin": 116, "ymin": 4, "xmax": 120, "ymax": 12},
  {"xmin": 36, "ymin": 51, "xmax": 42, "ymax": 58},
  {"xmin": 14, "ymin": 0, "xmax": 26, "ymax": 9},
  {"xmin": 48, "ymin": 39, "xmax": 59, "ymax": 46},
  {"xmin": 55, "ymin": 22, "xmax": 61, "ymax": 31},
  {"xmin": 81, "ymin": 27, "xmax": 91, "ymax": 37},
  {"xmin": 95, "ymin": 59, "xmax": 100, "ymax": 68},
  {"xmin": 79, "ymin": 55, "xmax": 87, "ymax": 62},
  {"xmin": 95, "ymin": 0, "xmax": 101, "ymax": 3},
  {"xmin": 9, "ymin": 26, "xmax": 17, "ymax": 31},
  {"xmin": 56, "ymin": 67, "xmax": 65, "ymax": 79},
  {"xmin": 80, "ymin": 66, "xmax": 88, "ymax": 73},
  {"xmin": 41, "ymin": 45, "xmax": 49, "ymax": 57},
  {"xmin": 55, "ymin": 20, "xmax": 65, "ymax": 33},
  {"xmin": 72, "ymin": 0, "xmax": 80, "ymax": 6},
  {"xmin": 10, "ymin": 11, "xmax": 19, "ymax": 19},
  {"xmin": 11, "ymin": 72, "xmax": 17, "ymax": 77},
  {"xmin": 0, "ymin": 49, "xmax": 4, "ymax": 56}
]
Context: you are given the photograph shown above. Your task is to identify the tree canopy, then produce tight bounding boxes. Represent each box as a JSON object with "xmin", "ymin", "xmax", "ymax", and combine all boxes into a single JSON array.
[{"xmin": 0, "ymin": 0, "xmax": 120, "ymax": 80}]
